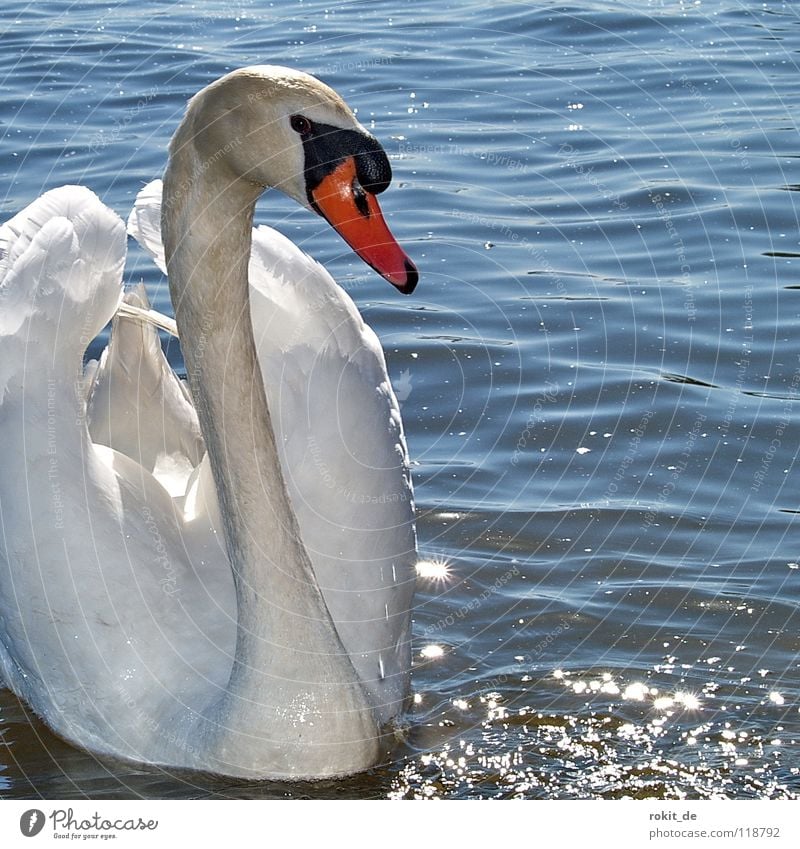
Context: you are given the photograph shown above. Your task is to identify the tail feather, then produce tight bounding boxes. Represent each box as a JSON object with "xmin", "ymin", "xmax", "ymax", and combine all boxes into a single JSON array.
[{"xmin": 87, "ymin": 283, "xmax": 204, "ymax": 490}]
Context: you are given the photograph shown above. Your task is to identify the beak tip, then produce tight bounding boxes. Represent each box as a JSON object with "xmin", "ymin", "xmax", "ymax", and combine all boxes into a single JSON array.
[{"xmin": 392, "ymin": 259, "xmax": 418, "ymax": 295}]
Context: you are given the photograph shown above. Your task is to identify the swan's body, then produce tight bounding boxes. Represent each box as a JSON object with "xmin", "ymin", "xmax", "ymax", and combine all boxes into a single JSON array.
[{"xmin": 0, "ymin": 66, "xmax": 417, "ymax": 778}]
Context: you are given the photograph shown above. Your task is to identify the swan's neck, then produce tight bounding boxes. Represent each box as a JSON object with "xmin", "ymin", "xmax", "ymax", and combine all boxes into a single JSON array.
[{"xmin": 162, "ymin": 137, "xmax": 380, "ymax": 776}]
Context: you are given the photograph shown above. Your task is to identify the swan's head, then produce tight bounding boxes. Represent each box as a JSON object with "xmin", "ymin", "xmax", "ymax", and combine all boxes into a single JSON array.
[{"xmin": 183, "ymin": 65, "xmax": 418, "ymax": 294}]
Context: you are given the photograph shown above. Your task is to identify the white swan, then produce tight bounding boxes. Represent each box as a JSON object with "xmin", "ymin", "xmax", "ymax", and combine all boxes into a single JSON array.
[{"xmin": 0, "ymin": 65, "xmax": 418, "ymax": 779}]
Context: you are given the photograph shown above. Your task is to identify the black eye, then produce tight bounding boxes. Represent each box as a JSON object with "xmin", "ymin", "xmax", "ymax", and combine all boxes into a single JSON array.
[{"xmin": 290, "ymin": 114, "xmax": 312, "ymax": 136}]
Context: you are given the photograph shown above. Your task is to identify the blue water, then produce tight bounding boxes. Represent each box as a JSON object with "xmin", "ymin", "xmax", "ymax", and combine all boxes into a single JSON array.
[{"xmin": 2, "ymin": 0, "xmax": 799, "ymax": 799}]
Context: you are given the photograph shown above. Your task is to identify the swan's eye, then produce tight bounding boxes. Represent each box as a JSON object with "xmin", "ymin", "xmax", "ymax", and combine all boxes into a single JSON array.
[{"xmin": 290, "ymin": 114, "xmax": 312, "ymax": 136}]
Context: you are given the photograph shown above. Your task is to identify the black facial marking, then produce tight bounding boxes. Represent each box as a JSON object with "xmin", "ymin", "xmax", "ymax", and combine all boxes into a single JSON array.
[{"xmin": 299, "ymin": 119, "xmax": 392, "ymax": 204}]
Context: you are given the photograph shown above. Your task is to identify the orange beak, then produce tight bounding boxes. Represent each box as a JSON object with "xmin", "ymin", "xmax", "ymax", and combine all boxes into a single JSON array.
[{"xmin": 310, "ymin": 157, "xmax": 418, "ymax": 294}]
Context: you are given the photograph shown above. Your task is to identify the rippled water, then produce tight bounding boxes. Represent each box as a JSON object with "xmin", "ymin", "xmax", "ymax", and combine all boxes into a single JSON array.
[{"xmin": 1, "ymin": 0, "xmax": 799, "ymax": 799}]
